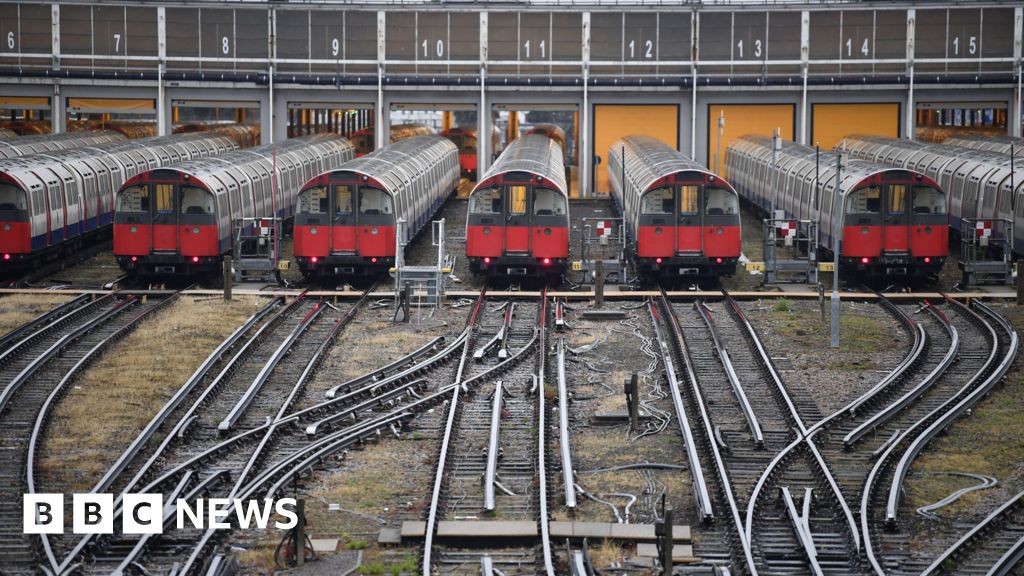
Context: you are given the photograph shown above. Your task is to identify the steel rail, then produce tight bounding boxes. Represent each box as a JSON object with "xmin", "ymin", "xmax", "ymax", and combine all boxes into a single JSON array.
[
  {"xmin": 484, "ymin": 380, "xmax": 503, "ymax": 511},
  {"xmin": 304, "ymin": 377, "xmax": 430, "ymax": 436},
  {"xmin": 696, "ymin": 300, "xmax": 765, "ymax": 448},
  {"xmin": 843, "ymin": 301, "xmax": 958, "ymax": 448},
  {"xmin": 988, "ymin": 533, "xmax": 1024, "ymax": 576},
  {"xmin": 112, "ymin": 471, "xmax": 195, "ymax": 576},
  {"xmin": 497, "ymin": 302, "xmax": 515, "ymax": 359},
  {"xmin": 656, "ymin": 292, "xmax": 755, "ymax": 570},
  {"xmin": 885, "ymin": 299, "xmax": 1017, "ymax": 525},
  {"xmin": 557, "ymin": 337, "xmax": 578, "ymax": 508},
  {"xmin": 862, "ymin": 298, "xmax": 1015, "ymax": 574},
  {"xmin": 423, "ymin": 289, "xmax": 486, "ymax": 576},
  {"xmin": 217, "ymin": 299, "xmax": 325, "ymax": 432},
  {"xmin": 0, "ymin": 295, "xmax": 135, "ymax": 417},
  {"xmin": 921, "ymin": 490, "xmax": 1024, "ymax": 576},
  {"xmin": 0, "ymin": 293, "xmax": 90, "ymax": 351},
  {"xmin": 647, "ymin": 298, "xmax": 714, "ymax": 524},
  {"xmin": 324, "ymin": 335, "xmax": 445, "ymax": 398},
  {"xmin": 0, "ymin": 292, "xmax": 115, "ymax": 369},
  {"xmin": 781, "ymin": 486, "xmax": 824, "ymax": 576},
  {"xmin": 570, "ymin": 551, "xmax": 589, "ymax": 576},
  {"xmin": 53, "ymin": 296, "xmax": 298, "ymax": 574},
  {"xmin": 91, "ymin": 297, "xmax": 283, "ymax": 494},
  {"xmin": 536, "ymin": 293, "xmax": 555, "ymax": 576}
]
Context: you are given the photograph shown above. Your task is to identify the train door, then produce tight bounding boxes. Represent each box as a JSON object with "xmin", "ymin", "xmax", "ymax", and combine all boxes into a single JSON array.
[
  {"xmin": 331, "ymin": 184, "xmax": 356, "ymax": 254},
  {"xmin": 883, "ymin": 184, "xmax": 909, "ymax": 253},
  {"xmin": 504, "ymin": 184, "xmax": 530, "ymax": 254},
  {"xmin": 676, "ymin": 184, "xmax": 702, "ymax": 254},
  {"xmin": 152, "ymin": 182, "xmax": 178, "ymax": 252}
]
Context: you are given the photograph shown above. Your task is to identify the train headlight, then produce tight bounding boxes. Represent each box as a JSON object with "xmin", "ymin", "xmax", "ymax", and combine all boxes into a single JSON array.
[
  {"xmin": 716, "ymin": 227, "xmax": 724, "ymax": 236},
  {"xmin": 371, "ymin": 227, "xmax": 379, "ymax": 235},
  {"xmin": 310, "ymin": 227, "xmax": 318, "ymax": 235},
  {"xmin": 861, "ymin": 227, "xmax": 869, "ymax": 235},
  {"xmin": 483, "ymin": 227, "xmax": 491, "ymax": 235},
  {"xmin": 655, "ymin": 227, "xmax": 663, "ymax": 235},
  {"xmin": 924, "ymin": 227, "xmax": 932, "ymax": 235},
  {"xmin": 544, "ymin": 228, "xmax": 551, "ymax": 236},
  {"xmin": 193, "ymin": 227, "xmax": 200, "ymax": 234},
  {"xmin": 2, "ymin": 223, "xmax": 10, "ymax": 231},
  {"xmin": 130, "ymin": 226, "xmax": 137, "ymax": 233}
]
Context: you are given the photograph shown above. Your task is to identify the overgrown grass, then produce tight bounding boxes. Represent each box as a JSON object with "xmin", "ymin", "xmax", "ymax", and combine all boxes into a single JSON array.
[
  {"xmin": 38, "ymin": 296, "xmax": 264, "ymax": 492},
  {"xmin": 0, "ymin": 293, "xmax": 73, "ymax": 337},
  {"xmin": 769, "ymin": 304, "xmax": 894, "ymax": 355}
]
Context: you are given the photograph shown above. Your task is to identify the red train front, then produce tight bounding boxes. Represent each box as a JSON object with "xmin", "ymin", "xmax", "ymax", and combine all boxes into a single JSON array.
[
  {"xmin": 607, "ymin": 136, "xmax": 741, "ymax": 279},
  {"xmin": 466, "ymin": 134, "xmax": 569, "ymax": 281}
]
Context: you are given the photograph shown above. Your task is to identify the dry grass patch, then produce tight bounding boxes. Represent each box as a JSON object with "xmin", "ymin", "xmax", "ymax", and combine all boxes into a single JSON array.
[
  {"xmin": 38, "ymin": 296, "xmax": 264, "ymax": 493},
  {"xmin": 0, "ymin": 293, "xmax": 73, "ymax": 336},
  {"xmin": 588, "ymin": 539, "xmax": 626, "ymax": 569}
]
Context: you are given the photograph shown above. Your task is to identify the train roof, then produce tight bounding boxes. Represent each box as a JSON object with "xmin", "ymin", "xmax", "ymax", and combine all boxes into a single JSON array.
[
  {"xmin": 0, "ymin": 130, "xmax": 125, "ymax": 159},
  {"xmin": 474, "ymin": 134, "xmax": 567, "ymax": 195},
  {"xmin": 300, "ymin": 135, "xmax": 456, "ymax": 196},
  {"xmin": 611, "ymin": 135, "xmax": 733, "ymax": 193}
]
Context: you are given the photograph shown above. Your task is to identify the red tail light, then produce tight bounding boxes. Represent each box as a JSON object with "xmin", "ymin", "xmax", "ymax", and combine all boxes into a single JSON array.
[
  {"xmin": 715, "ymin": 257, "xmax": 723, "ymax": 264},
  {"xmin": 860, "ymin": 257, "xmax": 870, "ymax": 264},
  {"xmin": 191, "ymin": 256, "xmax": 199, "ymax": 263},
  {"xmin": 2, "ymin": 253, "xmax": 9, "ymax": 261},
  {"xmin": 311, "ymin": 256, "xmax": 318, "ymax": 264},
  {"xmin": 924, "ymin": 257, "xmax": 931, "ymax": 264},
  {"xmin": 371, "ymin": 257, "xmax": 378, "ymax": 263},
  {"xmin": 542, "ymin": 258, "xmax": 551, "ymax": 266},
  {"xmin": 483, "ymin": 257, "xmax": 491, "ymax": 264},
  {"xmin": 655, "ymin": 257, "xmax": 662, "ymax": 264},
  {"xmin": 131, "ymin": 256, "xmax": 137, "ymax": 262}
]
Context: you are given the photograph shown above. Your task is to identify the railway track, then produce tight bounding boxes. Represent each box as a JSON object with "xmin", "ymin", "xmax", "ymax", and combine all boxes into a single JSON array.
[{"xmin": 0, "ymin": 290, "xmax": 181, "ymax": 574}]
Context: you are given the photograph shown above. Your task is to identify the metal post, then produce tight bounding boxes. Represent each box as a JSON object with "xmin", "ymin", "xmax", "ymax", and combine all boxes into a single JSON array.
[
  {"xmin": 830, "ymin": 151, "xmax": 843, "ymax": 349},
  {"xmin": 295, "ymin": 498, "xmax": 306, "ymax": 566},
  {"xmin": 403, "ymin": 282, "xmax": 411, "ymax": 323},
  {"xmin": 716, "ymin": 111, "xmax": 725, "ymax": 174},
  {"xmin": 594, "ymin": 259, "xmax": 604, "ymax": 307},
  {"xmin": 627, "ymin": 373, "xmax": 639, "ymax": 433},
  {"xmin": 223, "ymin": 256, "xmax": 232, "ymax": 301},
  {"xmin": 660, "ymin": 506, "xmax": 674, "ymax": 575},
  {"xmin": 1017, "ymin": 260, "xmax": 1023, "ymax": 305}
]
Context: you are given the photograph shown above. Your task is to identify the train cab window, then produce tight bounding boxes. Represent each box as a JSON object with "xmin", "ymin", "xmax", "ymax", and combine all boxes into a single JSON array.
[
  {"xmin": 679, "ymin": 185, "xmax": 699, "ymax": 215},
  {"xmin": 117, "ymin": 185, "xmax": 149, "ymax": 212},
  {"xmin": 887, "ymin": 185, "xmax": 907, "ymax": 214},
  {"xmin": 641, "ymin": 187, "xmax": 673, "ymax": 214},
  {"xmin": 533, "ymin": 188, "xmax": 565, "ymax": 216},
  {"xmin": 155, "ymin": 184, "xmax": 174, "ymax": 214},
  {"xmin": 846, "ymin": 186, "xmax": 881, "ymax": 214},
  {"xmin": 180, "ymin": 186, "xmax": 214, "ymax": 215},
  {"xmin": 912, "ymin": 186, "xmax": 946, "ymax": 215},
  {"xmin": 0, "ymin": 183, "xmax": 26, "ymax": 211},
  {"xmin": 704, "ymin": 187, "xmax": 738, "ymax": 216},
  {"xmin": 297, "ymin": 187, "xmax": 328, "ymax": 214},
  {"xmin": 509, "ymin": 185, "xmax": 528, "ymax": 215},
  {"xmin": 334, "ymin": 185, "xmax": 353, "ymax": 215},
  {"xmin": 359, "ymin": 187, "xmax": 392, "ymax": 215},
  {"xmin": 470, "ymin": 188, "xmax": 502, "ymax": 214}
]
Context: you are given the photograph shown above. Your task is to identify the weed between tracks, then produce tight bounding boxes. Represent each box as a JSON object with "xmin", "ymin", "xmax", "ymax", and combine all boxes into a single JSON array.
[
  {"xmin": 37, "ymin": 296, "xmax": 264, "ymax": 493},
  {"xmin": 0, "ymin": 293, "xmax": 74, "ymax": 336}
]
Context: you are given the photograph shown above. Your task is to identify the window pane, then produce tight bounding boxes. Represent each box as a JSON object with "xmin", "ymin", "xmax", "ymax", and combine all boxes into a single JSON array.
[
  {"xmin": 704, "ymin": 187, "xmax": 738, "ymax": 215},
  {"xmin": 846, "ymin": 186, "xmax": 881, "ymax": 214},
  {"xmin": 359, "ymin": 187, "xmax": 392, "ymax": 215},
  {"xmin": 298, "ymin": 186, "xmax": 327, "ymax": 214},
  {"xmin": 509, "ymin": 185, "xmax": 527, "ymax": 215},
  {"xmin": 533, "ymin": 188, "xmax": 565, "ymax": 215},
  {"xmin": 155, "ymin": 184, "xmax": 174, "ymax": 213},
  {"xmin": 470, "ymin": 187, "xmax": 502, "ymax": 214},
  {"xmin": 0, "ymin": 183, "xmax": 27, "ymax": 210},
  {"xmin": 912, "ymin": 186, "xmax": 946, "ymax": 214},
  {"xmin": 641, "ymin": 187, "xmax": 673, "ymax": 214},
  {"xmin": 180, "ymin": 186, "xmax": 213, "ymax": 214},
  {"xmin": 679, "ymin": 185, "xmax": 698, "ymax": 215},
  {"xmin": 335, "ymin": 185, "xmax": 353, "ymax": 215},
  {"xmin": 888, "ymin": 184, "xmax": 906, "ymax": 213}
]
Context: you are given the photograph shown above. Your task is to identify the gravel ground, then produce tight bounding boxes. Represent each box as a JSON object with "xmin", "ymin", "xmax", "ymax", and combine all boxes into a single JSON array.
[{"xmin": 0, "ymin": 293, "xmax": 74, "ymax": 337}]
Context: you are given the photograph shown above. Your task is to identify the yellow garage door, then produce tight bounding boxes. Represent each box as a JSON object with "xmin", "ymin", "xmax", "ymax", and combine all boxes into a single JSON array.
[
  {"xmin": 708, "ymin": 104, "xmax": 795, "ymax": 179},
  {"xmin": 812, "ymin": 103, "xmax": 899, "ymax": 150},
  {"xmin": 594, "ymin": 105, "xmax": 679, "ymax": 193}
]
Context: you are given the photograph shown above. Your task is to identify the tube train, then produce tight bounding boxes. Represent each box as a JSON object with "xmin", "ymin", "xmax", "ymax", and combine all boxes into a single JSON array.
[
  {"xmin": 0, "ymin": 128, "xmax": 15, "ymax": 139},
  {"xmin": 0, "ymin": 133, "xmax": 240, "ymax": 268},
  {"xmin": 294, "ymin": 135, "xmax": 459, "ymax": 279},
  {"xmin": 466, "ymin": 134, "xmax": 569, "ymax": 281},
  {"xmin": 525, "ymin": 123, "xmax": 568, "ymax": 160},
  {"xmin": 608, "ymin": 136, "xmax": 741, "ymax": 279},
  {"xmin": 440, "ymin": 125, "xmax": 503, "ymax": 179},
  {"xmin": 0, "ymin": 130, "xmax": 124, "ymax": 160},
  {"xmin": 839, "ymin": 134, "xmax": 1024, "ymax": 253},
  {"xmin": 943, "ymin": 135, "xmax": 1024, "ymax": 157},
  {"xmin": 726, "ymin": 135, "xmax": 948, "ymax": 278},
  {"xmin": 114, "ymin": 134, "xmax": 354, "ymax": 275},
  {"xmin": 349, "ymin": 123, "xmax": 435, "ymax": 156}
]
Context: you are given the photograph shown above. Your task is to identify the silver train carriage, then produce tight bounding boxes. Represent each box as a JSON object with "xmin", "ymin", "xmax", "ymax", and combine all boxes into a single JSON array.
[
  {"xmin": 0, "ymin": 128, "xmax": 16, "ymax": 139},
  {"xmin": 0, "ymin": 130, "xmax": 125, "ymax": 160},
  {"xmin": 727, "ymin": 135, "xmax": 949, "ymax": 277},
  {"xmin": 0, "ymin": 132, "xmax": 238, "ymax": 264},
  {"xmin": 839, "ymin": 134, "xmax": 1024, "ymax": 251},
  {"xmin": 293, "ymin": 135, "xmax": 459, "ymax": 277},
  {"xmin": 943, "ymin": 135, "xmax": 1024, "ymax": 157},
  {"xmin": 114, "ymin": 134, "xmax": 355, "ymax": 274}
]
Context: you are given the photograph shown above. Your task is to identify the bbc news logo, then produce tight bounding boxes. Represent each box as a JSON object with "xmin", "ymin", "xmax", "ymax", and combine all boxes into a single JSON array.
[{"xmin": 23, "ymin": 494, "xmax": 298, "ymax": 534}]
